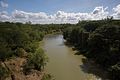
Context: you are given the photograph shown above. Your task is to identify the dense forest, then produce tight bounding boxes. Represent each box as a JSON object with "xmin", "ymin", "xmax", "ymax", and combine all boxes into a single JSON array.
[
  {"xmin": 63, "ymin": 18, "xmax": 120, "ymax": 80},
  {"xmin": 0, "ymin": 22, "xmax": 71, "ymax": 80},
  {"xmin": 0, "ymin": 18, "xmax": 120, "ymax": 80}
]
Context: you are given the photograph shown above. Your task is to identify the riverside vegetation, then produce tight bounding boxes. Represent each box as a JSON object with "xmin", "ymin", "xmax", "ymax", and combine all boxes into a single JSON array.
[
  {"xmin": 0, "ymin": 18, "xmax": 120, "ymax": 80},
  {"xmin": 63, "ymin": 18, "xmax": 120, "ymax": 80},
  {"xmin": 0, "ymin": 22, "xmax": 70, "ymax": 80}
]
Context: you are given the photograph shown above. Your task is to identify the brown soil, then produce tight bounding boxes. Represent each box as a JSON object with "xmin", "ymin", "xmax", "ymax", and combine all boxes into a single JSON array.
[{"xmin": 2, "ymin": 57, "xmax": 44, "ymax": 80}]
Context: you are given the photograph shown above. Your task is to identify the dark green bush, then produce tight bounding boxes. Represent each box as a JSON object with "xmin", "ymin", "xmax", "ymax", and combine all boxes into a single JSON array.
[
  {"xmin": 14, "ymin": 48, "xmax": 26, "ymax": 57},
  {"xmin": 23, "ymin": 48, "xmax": 48, "ymax": 74}
]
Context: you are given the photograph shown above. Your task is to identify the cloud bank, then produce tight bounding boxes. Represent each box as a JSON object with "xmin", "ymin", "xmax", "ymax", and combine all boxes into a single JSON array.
[
  {"xmin": 0, "ymin": 0, "xmax": 8, "ymax": 8},
  {"xmin": 112, "ymin": 4, "xmax": 120, "ymax": 19},
  {"xmin": 0, "ymin": 4, "xmax": 120, "ymax": 24}
]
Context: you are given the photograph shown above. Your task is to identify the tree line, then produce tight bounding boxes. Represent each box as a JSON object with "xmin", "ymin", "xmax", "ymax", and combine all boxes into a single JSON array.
[
  {"xmin": 0, "ymin": 22, "xmax": 71, "ymax": 79},
  {"xmin": 63, "ymin": 19, "xmax": 120, "ymax": 80}
]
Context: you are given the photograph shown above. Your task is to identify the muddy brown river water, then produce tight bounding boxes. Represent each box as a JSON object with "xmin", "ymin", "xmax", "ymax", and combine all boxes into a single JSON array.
[{"xmin": 42, "ymin": 34, "xmax": 105, "ymax": 80}]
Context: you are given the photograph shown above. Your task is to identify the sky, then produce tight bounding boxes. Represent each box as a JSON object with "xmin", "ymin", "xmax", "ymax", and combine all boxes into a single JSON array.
[{"xmin": 0, "ymin": 0, "xmax": 120, "ymax": 24}]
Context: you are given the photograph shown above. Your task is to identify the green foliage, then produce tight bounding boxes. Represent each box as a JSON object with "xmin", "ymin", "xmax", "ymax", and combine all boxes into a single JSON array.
[
  {"xmin": 23, "ymin": 48, "xmax": 48, "ymax": 74},
  {"xmin": 14, "ymin": 48, "xmax": 26, "ymax": 57},
  {"xmin": 63, "ymin": 26, "xmax": 89, "ymax": 51},
  {"xmin": 0, "ymin": 22, "xmax": 69, "ymax": 79},
  {"xmin": 1, "ymin": 19, "xmax": 120, "ymax": 79},
  {"xmin": 24, "ymin": 42, "xmax": 39, "ymax": 53},
  {"xmin": 63, "ymin": 20, "xmax": 120, "ymax": 79},
  {"xmin": 88, "ymin": 25, "xmax": 120, "ymax": 67},
  {"xmin": 0, "ymin": 43, "xmax": 13, "ymax": 61},
  {"xmin": 0, "ymin": 22, "xmax": 68, "ymax": 61},
  {"xmin": 0, "ymin": 25, "xmax": 30, "ymax": 60}
]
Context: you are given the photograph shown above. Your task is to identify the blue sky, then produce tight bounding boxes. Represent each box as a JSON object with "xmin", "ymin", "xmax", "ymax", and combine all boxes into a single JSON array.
[
  {"xmin": 0, "ymin": 0, "xmax": 120, "ymax": 24},
  {"xmin": 4, "ymin": 0, "xmax": 120, "ymax": 14}
]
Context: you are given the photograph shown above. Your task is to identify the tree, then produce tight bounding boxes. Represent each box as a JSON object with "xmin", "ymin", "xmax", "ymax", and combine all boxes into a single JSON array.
[{"xmin": 23, "ymin": 48, "xmax": 48, "ymax": 74}]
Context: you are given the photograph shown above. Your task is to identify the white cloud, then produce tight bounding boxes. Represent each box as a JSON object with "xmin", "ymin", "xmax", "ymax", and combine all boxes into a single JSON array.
[
  {"xmin": 11, "ymin": 10, "xmax": 50, "ymax": 23},
  {"xmin": 0, "ymin": 1, "xmax": 8, "ymax": 8},
  {"xmin": 0, "ymin": 11, "xmax": 10, "ymax": 21},
  {"xmin": 54, "ymin": 6, "xmax": 109, "ymax": 22},
  {"xmin": 92, "ymin": 6, "xmax": 109, "ymax": 20},
  {"xmin": 1, "ymin": 4, "xmax": 120, "ymax": 24},
  {"xmin": 92, "ymin": 6, "xmax": 108, "ymax": 14},
  {"xmin": 0, "ymin": 7, "xmax": 109, "ymax": 24},
  {"xmin": 12, "ymin": 10, "xmax": 48, "ymax": 19},
  {"xmin": 112, "ymin": 4, "xmax": 120, "ymax": 19}
]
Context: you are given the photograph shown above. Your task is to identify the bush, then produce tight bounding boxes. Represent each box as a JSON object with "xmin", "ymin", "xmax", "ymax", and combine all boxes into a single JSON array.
[
  {"xmin": 24, "ymin": 42, "xmax": 39, "ymax": 53},
  {"xmin": 14, "ymin": 48, "xmax": 26, "ymax": 57},
  {"xmin": 23, "ymin": 48, "xmax": 48, "ymax": 74},
  {"xmin": 0, "ymin": 43, "xmax": 13, "ymax": 61}
]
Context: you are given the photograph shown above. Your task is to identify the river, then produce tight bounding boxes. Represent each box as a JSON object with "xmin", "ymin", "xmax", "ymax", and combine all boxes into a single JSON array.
[{"xmin": 42, "ymin": 34, "xmax": 105, "ymax": 80}]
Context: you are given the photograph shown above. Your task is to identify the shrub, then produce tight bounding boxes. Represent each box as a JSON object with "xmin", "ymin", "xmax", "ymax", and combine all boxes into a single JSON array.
[
  {"xmin": 14, "ymin": 48, "xmax": 26, "ymax": 57},
  {"xmin": 0, "ymin": 43, "xmax": 13, "ymax": 61},
  {"xmin": 23, "ymin": 48, "xmax": 48, "ymax": 74}
]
